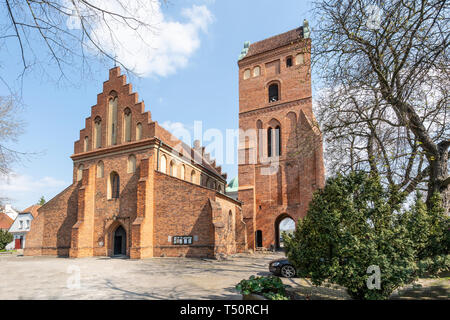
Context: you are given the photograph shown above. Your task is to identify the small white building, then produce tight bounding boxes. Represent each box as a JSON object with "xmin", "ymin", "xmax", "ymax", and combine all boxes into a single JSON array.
[
  {"xmin": 6, "ymin": 205, "xmax": 40, "ymax": 250},
  {"xmin": 3, "ymin": 204, "xmax": 19, "ymax": 221}
]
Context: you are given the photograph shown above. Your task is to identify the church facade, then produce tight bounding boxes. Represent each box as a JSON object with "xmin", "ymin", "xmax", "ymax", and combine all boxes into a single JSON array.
[{"xmin": 24, "ymin": 22, "xmax": 324, "ymax": 259}]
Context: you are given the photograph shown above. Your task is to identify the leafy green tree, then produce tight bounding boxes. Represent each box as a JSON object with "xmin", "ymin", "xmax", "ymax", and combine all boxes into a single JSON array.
[
  {"xmin": 38, "ymin": 196, "xmax": 46, "ymax": 206},
  {"xmin": 0, "ymin": 230, "xmax": 13, "ymax": 251},
  {"xmin": 284, "ymin": 172, "xmax": 449, "ymax": 300}
]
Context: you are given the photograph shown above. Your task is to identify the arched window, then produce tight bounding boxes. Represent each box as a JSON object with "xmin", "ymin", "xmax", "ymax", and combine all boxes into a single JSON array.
[
  {"xmin": 123, "ymin": 108, "xmax": 132, "ymax": 143},
  {"xmin": 109, "ymin": 172, "xmax": 120, "ymax": 199},
  {"xmin": 180, "ymin": 165, "xmax": 185, "ymax": 180},
  {"xmin": 127, "ymin": 155, "xmax": 136, "ymax": 174},
  {"xmin": 136, "ymin": 123, "xmax": 143, "ymax": 141},
  {"xmin": 84, "ymin": 137, "xmax": 89, "ymax": 152},
  {"xmin": 267, "ymin": 127, "xmax": 273, "ymax": 157},
  {"xmin": 275, "ymin": 125, "xmax": 281, "ymax": 156},
  {"xmin": 243, "ymin": 69, "xmax": 251, "ymax": 80},
  {"xmin": 286, "ymin": 56, "xmax": 293, "ymax": 68},
  {"xmin": 108, "ymin": 96, "xmax": 118, "ymax": 146},
  {"xmin": 253, "ymin": 66, "xmax": 261, "ymax": 77},
  {"xmin": 77, "ymin": 164, "xmax": 84, "ymax": 182},
  {"xmin": 269, "ymin": 84, "xmax": 279, "ymax": 103},
  {"xmin": 94, "ymin": 117, "xmax": 102, "ymax": 149},
  {"xmin": 160, "ymin": 155, "xmax": 167, "ymax": 173},
  {"xmin": 191, "ymin": 170, "xmax": 196, "ymax": 183},
  {"xmin": 170, "ymin": 160, "xmax": 177, "ymax": 177},
  {"xmin": 97, "ymin": 161, "xmax": 104, "ymax": 178}
]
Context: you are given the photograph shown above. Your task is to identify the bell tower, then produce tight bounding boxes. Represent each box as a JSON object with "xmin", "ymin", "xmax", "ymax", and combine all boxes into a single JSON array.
[{"xmin": 237, "ymin": 21, "xmax": 325, "ymax": 251}]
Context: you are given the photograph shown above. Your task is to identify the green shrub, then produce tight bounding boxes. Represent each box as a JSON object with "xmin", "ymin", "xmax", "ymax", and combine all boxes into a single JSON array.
[
  {"xmin": 235, "ymin": 276, "xmax": 290, "ymax": 300},
  {"xmin": 284, "ymin": 172, "xmax": 449, "ymax": 300},
  {"xmin": 0, "ymin": 230, "xmax": 13, "ymax": 250}
]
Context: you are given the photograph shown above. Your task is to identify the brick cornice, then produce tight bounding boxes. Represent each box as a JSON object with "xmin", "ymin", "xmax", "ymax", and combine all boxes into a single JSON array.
[
  {"xmin": 238, "ymin": 39, "xmax": 310, "ymax": 68},
  {"xmin": 239, "ymin": 97, "xmax": 312, "ymax": 118}
]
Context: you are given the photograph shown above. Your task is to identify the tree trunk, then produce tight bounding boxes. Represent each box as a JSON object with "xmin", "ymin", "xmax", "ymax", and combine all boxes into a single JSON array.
[{"xmin": 427, "ymin": 144, "xmax": 449, "ymax": 215}]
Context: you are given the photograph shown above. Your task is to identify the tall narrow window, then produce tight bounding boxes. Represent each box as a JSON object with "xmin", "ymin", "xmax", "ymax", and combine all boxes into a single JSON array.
[
  {"xmin": 123, "ymin": 108, "xmax": 132, "ymax": 143},
  {"xmin": 180, "ymin": 165, "xmax": 185, "ymax": 180},
  {"xmin": 136, "ymin": 123, "xmax": 143, "ymax": 141},
  {"xmin": 94, "ymin": 117, "xmax": 102, "ymax": 149},
  {"xmin": 275, "ymin": 126, "xmax": 281, "ymax": 156},
  {"xmin": 191, "ymin": 170, "xmax": 196, "ymax": 183},
  {"xmin": 109, "ymin": 172, "xmax": 120, "ymax": 199},
  {"xmin": 97, "ymin": 161, "xmax": 104, "ymax": 178},
  {"xmin": 286, "ymin": 57, "xmax": 293, "ymax": 67},
  {"xmin": 170, "ymin": 160, "xmax": 177, "ymax": 177},
  {"xmin": 253, "ymin": 66, "xmax": 261, "ymax": 77},
  {"xmin": 83, "ymin": 137, "xmax": 89, "ymax": 152},
  {"xmin": 77, "ymin": 164, "xmax": 84, "ymax": 182},
  {"xmin": 267, "ymin": 127, "xmax": 273, "ymax": 157},
  {"xmin": 127, "ymin": 155, "xmax": 136, "ymax": 174},
  {"xmin": 269, "ymin": 84, "xmax": 279, "ymax": 102},
  {"xmin": 160, "ymin": 155, "xmax": 167, "ymax": 173},
  {"xmin": 108, "ymin": 96, "xmax": 118, "ymax": 146},
  {"xmin": 228, "ymin": 211, "xmax": 233, "ymax": 232}
]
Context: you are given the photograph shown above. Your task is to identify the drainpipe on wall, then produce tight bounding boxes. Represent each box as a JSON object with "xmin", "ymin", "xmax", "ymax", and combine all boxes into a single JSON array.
[{"xmin": 156, "ymin": 139, "xmax": 163, "ymax": 171}]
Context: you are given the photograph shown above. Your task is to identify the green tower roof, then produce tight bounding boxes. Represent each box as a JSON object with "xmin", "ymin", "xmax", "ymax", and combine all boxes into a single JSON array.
[{"xmin": 226, "ymin": 177, "xmax": 238, "ymax": 193}]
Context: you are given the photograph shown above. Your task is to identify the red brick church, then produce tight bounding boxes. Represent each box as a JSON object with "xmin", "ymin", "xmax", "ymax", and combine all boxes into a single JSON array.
[{"xmin": 24, "ymin": 22, "xmax": 324, "ymax": 259}]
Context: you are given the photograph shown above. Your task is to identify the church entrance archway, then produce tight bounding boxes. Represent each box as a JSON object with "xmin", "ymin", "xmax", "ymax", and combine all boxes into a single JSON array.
[
  {"xmin": 275, "ymin": 214, "xmax": 295, "ymax": 249},
  {"xmin": 113, "ymin": 225, "xmax": 126, "ymax": 256}
]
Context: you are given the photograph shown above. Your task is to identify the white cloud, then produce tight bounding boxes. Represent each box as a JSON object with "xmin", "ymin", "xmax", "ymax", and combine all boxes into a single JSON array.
[
  {"xmin": 0, "ymin": 173, "xmax": 68, "ymax": 210},
  {"xmin": 66, "ymin": 0, "xmax": 214, "ymax": 77}
]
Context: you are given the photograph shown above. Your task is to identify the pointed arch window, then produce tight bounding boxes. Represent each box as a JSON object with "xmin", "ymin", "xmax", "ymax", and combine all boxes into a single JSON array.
[
  {"xmin": 83, "ymin": 137, "xmax": 89, "ymax": 152},
  {"xmin": 123, "ymin": 108, "xmax": 132, "ymax": 143},
  {"xmin": 180, "ymin": 165, "xmax": 185, "ymax": 180},
  {"xmin": 97, "ymin": 161, "xmax": 104, "ymax": 178},
  {"xmin": 127, "ymin": 155, "xmax": 136, "ymax": 174},
  {"xmin": 267, "ymin": 127, "xmax": 273, "ymax": 157},
  {"xmin": 77, "ymin": 164, "xmax": 84, "ymax": 182},
  {"xmin": 136, "ymin": 123, "xmax": 143, "ymax": 141},
  {"xmin": 160, "ymin": 155, "xmax": 167, "ymax": 174},
  {"xmin": 109, "ymin": 172, "xmax": 120, "ymax": 199},
  {"xmin": 94, "ymin": 117, "xmax": 102, "ymax": 149},
  {"xmin": 108, "ymin": 96, "xmax": 118, "ymax": 146},
  {"xmin": 275, "ymin": 125, "xmax": 281, "ymax": 156},
  {"xmin": 170, "ymin": 160, "xmax": 177, "ymax": 177}
]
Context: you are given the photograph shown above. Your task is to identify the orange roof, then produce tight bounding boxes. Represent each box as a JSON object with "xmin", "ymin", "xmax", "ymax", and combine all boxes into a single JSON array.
[
  {"xmin": 0, "ymin": 212, "xmax": 13, "ymax": 230},
  {"xmin": 21, "ymin": 205, "xmax": 41, "ymax": 218}
]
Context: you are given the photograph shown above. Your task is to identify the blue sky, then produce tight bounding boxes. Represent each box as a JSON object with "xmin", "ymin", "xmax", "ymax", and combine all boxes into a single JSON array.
[{"xmin": 0, "ymin": 0, "xmax": 315, "ymax": 210}]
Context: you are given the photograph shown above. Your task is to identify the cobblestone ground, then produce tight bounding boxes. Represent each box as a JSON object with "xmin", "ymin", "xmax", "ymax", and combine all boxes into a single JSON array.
[{"xmin": 0, "ymin": 252, "xmax": 285, "ymax": 300}]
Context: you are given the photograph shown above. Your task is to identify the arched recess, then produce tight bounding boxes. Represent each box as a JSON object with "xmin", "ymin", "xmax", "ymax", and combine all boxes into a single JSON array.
[
  {"xmin": 123, "ymin": 107, "xmax": 132, "ymax": 143},
  {"xmin": 180, "ymin": 165, "xmax": 185, "ymax": 180},
  {"xmin": 286, "ymin": 112, "xmax": 298, "ymax": 152},
  {"xmin": 169, "ymin": 160, "xmax": 177, "ymax": 177},
  {"xmin": 275, "ymin": 214, "xmax": 296, "ymax": 249},
  {"xmin": 77, "ymin": 164, "xmax": 84, "ymax": 182},
  {"xmin": 268, "ymin": 118, "xmax": 282, "ymax": 157},
  {"xmin": 84, "ymin": 136, "xmax": 89, "ymax": 152},
  {"xmin": 94, "ymin": 116, "xmax": 102, "ymax": 149},
  {"xmin": 136, "ymin": 123, "xmax": 143, "ymax": 141},
  {"xmin": 160, "ymin": 155, "xmax": 167, "ymax": 173},
  {"xmin": 191, "ymin": 170, "xmax": 196, "ymax": 183},
  {"xmin": 108, "ymin": 171, "xmax": 120, "ymax": 199},
  {"xmin": 127, "ymin": 155, "xmax": 136, "ymax": 174},
  {"xmin": 256, "ymin": 120, "xmax": 263, "ymax": 160},
  {"xmin": 97, "ymin": 161, "xmax": 104, "ymax": 178},
  {"xmin": 108, "ymin": 94, "xmax": 118, "ymax": 146}
]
